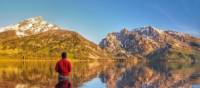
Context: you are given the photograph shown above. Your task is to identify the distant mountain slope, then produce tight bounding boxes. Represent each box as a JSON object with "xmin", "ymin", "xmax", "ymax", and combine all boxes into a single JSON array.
[
  {"xmin": 0, "ymin": 17, "xmax": 110, "ymax": 59},
  {"xmin": 100, "ymin": 26, "xmax": 200, "ymax": 61}
]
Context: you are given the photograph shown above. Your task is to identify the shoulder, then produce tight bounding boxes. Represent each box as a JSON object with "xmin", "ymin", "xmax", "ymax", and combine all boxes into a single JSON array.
[
  {"xmin": 66, "ymin": 59, "xmax": 72, "ymax": 64},
  {"xmin": 56, "ymin": 59, "xmax": 62, "ymax": 63}
]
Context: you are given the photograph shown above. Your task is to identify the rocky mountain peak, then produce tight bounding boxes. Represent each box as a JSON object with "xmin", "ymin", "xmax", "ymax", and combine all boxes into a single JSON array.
[
  {"xmin": 0, "ymin": 16, "xmax": 60, "ymax": 37},
  {"xmin": 133, "ymin": 26, "xmax": 163, "ymax": 37},
  {"xmin": 21, "ymin": 16, "xmax": 44, "ymax": 24},
  {"xmin": 120, "ymin": 28, "xmax": 129, "ymax": 34},
  {"xmin": 99, "ymin": 26, "xmax": 199, "ymax": 58}
]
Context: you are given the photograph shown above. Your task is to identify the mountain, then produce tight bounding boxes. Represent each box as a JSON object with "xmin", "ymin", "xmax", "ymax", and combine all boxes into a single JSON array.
[
  {"xmin": 0, "ymin": 17, "xmax": 110, "ymax": 59},
  {"xmin": 100, "ymin": 26, "xmax": 200, "ymax": 61},
  {"xmin": 0, "ymin": 16, "xmax": 59, "ymax": 37}
]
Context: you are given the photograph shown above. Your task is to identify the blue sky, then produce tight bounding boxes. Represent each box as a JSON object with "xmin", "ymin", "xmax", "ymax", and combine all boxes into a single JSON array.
[{"xmin": 0, "ymin": 0, "xmax": 199, "ymax": 43}]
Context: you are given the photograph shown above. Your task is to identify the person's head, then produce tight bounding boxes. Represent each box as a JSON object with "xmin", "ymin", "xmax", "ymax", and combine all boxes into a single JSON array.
[{"xmin": 61, "ymin": 52, "xmax": 67, "ymax": 59}]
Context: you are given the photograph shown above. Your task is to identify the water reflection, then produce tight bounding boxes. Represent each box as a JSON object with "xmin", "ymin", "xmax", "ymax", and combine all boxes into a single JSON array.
[
  {"xmin": 0, "ymin": 59, "xmax": 200, "ymax": 88},
  {"xmin": 0, "ymin": 61, "xmax": 57, "ymax": 88},
  {"xmin": 98, "ymin": 60, "xmax": 200, "ymax": 88},
  {"xmin": 0, "ymin": 60, "xmax": 112, "ymax": 88}
]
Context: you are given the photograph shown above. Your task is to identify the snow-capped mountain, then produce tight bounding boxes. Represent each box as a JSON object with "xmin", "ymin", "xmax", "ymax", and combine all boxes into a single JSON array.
[
  {"xmin": 100, "ymin": 26, "xmax": 199, "ymax": 58},
  {"xmin": 0, "ymin": 17, "xmax": 111, "ymax": 59},
  {"xmin": 0, "ymin": 16, "xmax": 59, "ymax": 37}
]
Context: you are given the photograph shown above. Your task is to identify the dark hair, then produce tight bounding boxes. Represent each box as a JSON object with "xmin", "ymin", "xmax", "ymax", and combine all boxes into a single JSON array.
[{"xmin": 61, "ymin": 52, "xmax": 67, "ymax": 59}]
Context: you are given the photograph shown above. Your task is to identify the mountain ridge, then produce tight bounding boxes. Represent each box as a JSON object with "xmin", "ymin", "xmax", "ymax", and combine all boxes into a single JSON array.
[{"xmin": 100, "ymin": 26, "xmax": 200, "ymax": 61}]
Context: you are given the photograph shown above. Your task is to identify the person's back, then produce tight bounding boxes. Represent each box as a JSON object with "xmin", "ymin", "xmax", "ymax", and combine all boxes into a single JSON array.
[
  {"xmin": 55, "ymin": 52, "xmax": 72, "ymax": 88},
  {"xmin": 55, "ymin": 59, "xmax": 71, "ymax": 76}
]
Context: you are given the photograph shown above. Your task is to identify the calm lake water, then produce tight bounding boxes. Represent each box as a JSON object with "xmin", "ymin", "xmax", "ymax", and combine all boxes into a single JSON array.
[{"xmin": 0, "ymin": 59, "xmax": 200, "ymax": 88}]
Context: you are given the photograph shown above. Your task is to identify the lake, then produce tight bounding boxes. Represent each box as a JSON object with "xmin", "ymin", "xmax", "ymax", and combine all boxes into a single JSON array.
[{"xmin": 0, "ymin": 59, "xmax": 200, "ymax": 88}]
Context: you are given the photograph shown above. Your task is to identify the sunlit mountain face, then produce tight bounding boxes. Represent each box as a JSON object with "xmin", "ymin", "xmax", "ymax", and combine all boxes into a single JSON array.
[
  {"xmin": 0, "ymin": 17, "xmax": 111, "ymax": 60},
  {"xmin": 100, "ymin": 26, "xmax": 200, "ymax": 62}
]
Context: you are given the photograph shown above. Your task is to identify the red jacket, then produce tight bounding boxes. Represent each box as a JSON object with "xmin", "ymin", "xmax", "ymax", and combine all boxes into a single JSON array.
[{"xmin": 55, "ymin": 59, "xmax": 72, "ymax": 76}]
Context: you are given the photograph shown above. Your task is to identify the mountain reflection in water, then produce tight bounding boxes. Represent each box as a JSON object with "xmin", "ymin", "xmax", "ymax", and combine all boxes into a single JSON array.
[{"xmin": 0, "ymin": 59, "xmax": 200, "ymax": 88}]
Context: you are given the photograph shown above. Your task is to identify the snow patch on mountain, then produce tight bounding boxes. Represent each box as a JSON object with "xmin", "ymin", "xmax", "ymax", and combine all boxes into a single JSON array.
[{"xmin": 0, "ymin": 16, "xmax": 60, "ymax": 37}]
